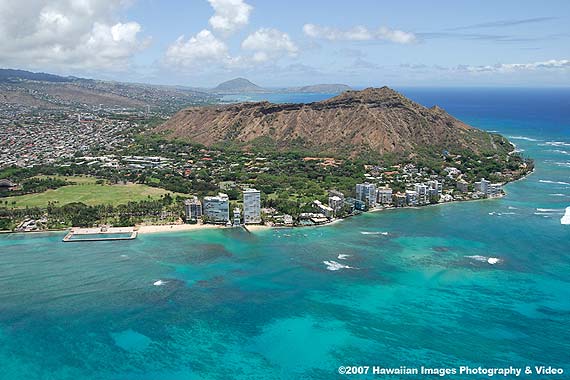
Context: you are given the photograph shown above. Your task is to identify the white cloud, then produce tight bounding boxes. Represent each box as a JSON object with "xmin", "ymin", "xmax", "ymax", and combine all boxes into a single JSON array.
[
  {"xmin": 208, "ymin": 0, "xmax": 252, "ymax": 36},
  {"xmin": 458, "ymin": 59, "xmax": 570, "ymax": 73},
  {"xmin": 242, "ymin": 28, "xmax": 298, "ymax": 62},
  {"xmin": 0, "ymin": 0, "xmax": 147, "ymax": 70},
  {"xmin": 303, "ymin": 23, "xmax": 416, "ymax": 44},
  {"xmin": 165, "ymin": 29, "xmax": 229, "ymax": 68}
]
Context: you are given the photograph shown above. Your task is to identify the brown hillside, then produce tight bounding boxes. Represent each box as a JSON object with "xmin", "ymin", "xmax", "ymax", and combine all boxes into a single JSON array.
[{"xmin": 155, "ymin": 87, "xmax": 508, "ymax": 157}]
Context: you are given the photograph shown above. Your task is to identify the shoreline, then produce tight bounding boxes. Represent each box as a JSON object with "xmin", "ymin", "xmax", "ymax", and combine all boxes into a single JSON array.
[{"xmin": 0, "ymin": 169, "xmax": 535, "ymax": 237}]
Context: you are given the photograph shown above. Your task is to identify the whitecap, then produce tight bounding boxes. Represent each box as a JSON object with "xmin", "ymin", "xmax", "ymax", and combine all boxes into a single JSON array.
[
  {"xmin": 153, "ymin": 280, "xmax": 167, "ymax": 286},
  {"xmin": 337, "ymin": 254, "xmax": 351, "ymax": 260},
  {"xmin": 551, "ymin": 150, "xmax": 570, "ymax": 155},
  {"xmin": 561, "ymin": 207, "xmax": 570, "ymax": 225},
  {"xmin": 323, "ymin": 260, "xmax": 352, "ymax": 271},
  {"xmin": 360, "ymin": 231, "xmax": 389, "ymax": 235},
  {"xmin": 507, "ymin": 135, "xmax": 541, "ymax": 142},
  {"xmin": 544, "ymin": 141, "xmax": 570, "ymax": 147},
  {"xmin": 549, "ymin": 193, "xmax": 567, "ymax": 197},
  {"xmin": 508, "ymin": 206, "xmax": 518, "ymax": 210},
  {"xmin": 536, "ymin": 208, "xmax": 564, "ymax": 213},
  {"xmin": 466, "ymin": 255, "xmax": 502, "ymax": 265}
]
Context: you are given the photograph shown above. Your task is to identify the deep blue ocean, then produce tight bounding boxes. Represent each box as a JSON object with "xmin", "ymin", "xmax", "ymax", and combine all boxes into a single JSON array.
[{"xmin": 1, "ymin": 88, "xmax": 569, "ymax": 380}]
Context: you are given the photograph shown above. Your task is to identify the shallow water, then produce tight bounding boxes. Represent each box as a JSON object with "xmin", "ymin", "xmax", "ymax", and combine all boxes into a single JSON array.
[{"xmin": 1, "ymin": 88, "xmax": 569, "ymax": 379}]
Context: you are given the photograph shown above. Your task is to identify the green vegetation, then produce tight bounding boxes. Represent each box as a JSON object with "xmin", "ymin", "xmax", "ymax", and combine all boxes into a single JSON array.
[
  {"xmin": 0, "ymin": 132, "xmax": 532, "ymax": 231},
  {"xmin": 2, "ymin": 176, "xmax": 181, "ymax": 208}
]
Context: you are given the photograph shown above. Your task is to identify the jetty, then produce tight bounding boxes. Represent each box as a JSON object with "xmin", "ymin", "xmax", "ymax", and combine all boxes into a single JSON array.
[{"xmin": 62, "ymin": 226, "xmax": 137, "ymax": 242}]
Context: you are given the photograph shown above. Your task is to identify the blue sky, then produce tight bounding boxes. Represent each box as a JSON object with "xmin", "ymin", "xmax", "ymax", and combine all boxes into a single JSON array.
[{"xmin": 0, "ymin": 0, "xmax": 569, "ymax": 87}]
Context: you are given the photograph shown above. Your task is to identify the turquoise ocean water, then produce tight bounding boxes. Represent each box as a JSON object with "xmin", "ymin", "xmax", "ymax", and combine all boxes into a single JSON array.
[{"xmin": 1, "ymin": 89, "xmax": 569, "ymax": 379}]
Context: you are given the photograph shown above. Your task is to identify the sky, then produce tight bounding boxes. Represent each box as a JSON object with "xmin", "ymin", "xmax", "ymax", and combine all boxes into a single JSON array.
[{"xmin": 0, "ymin": 0, "xmax": 569, "ymax": 87}]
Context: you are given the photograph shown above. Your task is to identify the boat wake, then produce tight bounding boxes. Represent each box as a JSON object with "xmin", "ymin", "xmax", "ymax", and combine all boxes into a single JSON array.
[
  {"xmin": 539, "ymin": 180, "xmax": 570, "ymax": 186},
  {"xmin": 488, "ymin": 212, "xmax": 516, "ymax": 216}
]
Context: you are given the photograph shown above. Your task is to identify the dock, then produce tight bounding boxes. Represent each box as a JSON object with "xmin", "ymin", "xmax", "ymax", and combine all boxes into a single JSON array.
[{"xmin": 62, "ymin": 227, "xmax": 138, "ymax": 242}]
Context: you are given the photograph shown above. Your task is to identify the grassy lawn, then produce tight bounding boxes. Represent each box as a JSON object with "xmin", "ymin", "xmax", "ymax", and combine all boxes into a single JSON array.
[{"xmin": 3, "ymin": 177, "xmax": 181, "ymax": 208}]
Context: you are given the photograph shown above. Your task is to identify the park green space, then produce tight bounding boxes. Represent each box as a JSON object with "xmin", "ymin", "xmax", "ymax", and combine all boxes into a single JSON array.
[{"xmin": 3, "ymin": 176, "xmax": 179, "ymax": 208}]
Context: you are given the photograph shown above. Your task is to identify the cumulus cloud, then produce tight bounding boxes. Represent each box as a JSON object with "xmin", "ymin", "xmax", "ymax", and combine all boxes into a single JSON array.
[
  {"xmin": 242, "ymin": 28, "xmax": 298, "ymax": 62},
  {"xmin": 165, "ymin": 29, "xmax": 229, "ymax": 67},
  {"xmin": 164, "ymin": 2, "xmax": 297, "ymax": 71},
  {"xmin": 208, "ymin": 0, "xmax": 252, "ymax": 35},
  {"xmin": 0, "ymin": 0, "xmax": 147, "ymax": 70},
  {"xmin": 303, "ymin": 23, "xmax": 416, "ymax": 44}
]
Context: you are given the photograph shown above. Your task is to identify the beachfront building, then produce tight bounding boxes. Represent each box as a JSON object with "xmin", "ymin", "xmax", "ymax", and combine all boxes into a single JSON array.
[
  {"xmin": 203, "ymin": 193, "xmax": 230, "ymax": 223},
  {"xmin": 356, "ymin": 182, "xmax": 377, "ymax": 207},
  {"xmin": 377, "ymin": 186, "xmax": 393, "ymax": 205},
  {"xmin": 456, "ymin": 180, "xmax": 469, "ymax": 193},
  {"xmin": 328, "ymin": 195, "xmax": 344, "ymax": 214},
  {"xmin": 313, "ymin": 200, "xmax": 334, "ymax": 218},
  {"xmin": 243, "ymin": 188, "xmax": 261, "ymax": 224},
  {"xmin": 394, "ymin": 193, "xmax": 407, "ymax": 207},
  {"xmin": 184, "ymin": 196, "xmax": 202, "ymax": 223},
  {"xmin": 405, "ymin": 190, "xmax": 419, "ymax": 206},
  {"xmin": 414, "ymin": 184, "xmax": 428, "ymax": 205},
  {"xmin": 233, "ymin": 207, "xmax": 242, "ymax": 226},
  {"xmin": 474, "ymin": 178, "xmax": 491, "ymax": 195},
  {"xmin": 489, "ymin": 183, "xmax": 503, "ymax": 197}
]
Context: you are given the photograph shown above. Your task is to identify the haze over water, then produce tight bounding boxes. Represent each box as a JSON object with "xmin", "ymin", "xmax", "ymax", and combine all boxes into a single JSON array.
[{"xmin": 1, "ymin": 88, "xmax": 569, "ymax": 380}]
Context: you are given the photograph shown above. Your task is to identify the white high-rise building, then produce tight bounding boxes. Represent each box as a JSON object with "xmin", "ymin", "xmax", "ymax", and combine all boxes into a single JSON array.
[
  {"xmin": 377, "ymin": 186, "xmax": 393, "ymax": 205},
  {"xmin": 184, "ymin": 196, "xmax": 202, "ymax": 222},
  {"xmin": 356, "ymin": 182, "xmax": 377, "ymax": 207},
  {"xmin": 243, "ymin": 188, "xmax": 261, "ymax": 224},
  {"xmin": 203, "ymin": 193, "xmax": 230, "ymax": 223},
  {"xmin": 474, "ymin": 178, "xmax": 491, "ymax": 195}
]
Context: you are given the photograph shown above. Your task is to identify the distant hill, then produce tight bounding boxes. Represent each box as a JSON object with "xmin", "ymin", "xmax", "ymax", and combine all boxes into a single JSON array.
[
  {"xmin": 156, "ymin": 86, "xmax": 513, "ymax": 159},
  {"xmin": 295, "ymin": 84, "xmax": 351, "ymax": 93},
  {"xmin": 0, "ymin": 68, "xmax": 215, "ymax": 111},
  {"xmin": 212, "ymin": 78, "xmax": 265, "ymax": 93},
  {"xmin": 0, "ymin": 68, "xmax": 72, "ymax": 83}
]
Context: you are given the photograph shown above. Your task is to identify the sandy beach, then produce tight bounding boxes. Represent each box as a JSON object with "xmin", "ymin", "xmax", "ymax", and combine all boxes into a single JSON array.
[
  {"xmin": 136, "ymin": 223, "xmax": 222, "ymax": 234},
  {"xmin": 243, "ymin": 224, "xmax": 272, "ymax": 232}
]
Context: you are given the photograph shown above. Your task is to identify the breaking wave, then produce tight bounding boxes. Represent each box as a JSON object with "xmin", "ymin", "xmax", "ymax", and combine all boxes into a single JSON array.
[
  {"xmin": 323, "ymin": 260, "xmax": 353, "ymax": 271},
  {"xmin": 507, "ymin": 135, "xmax": 541, "ymax": 142},
  {"xmin": 561, "ymin": 207, "xmax": 570, "ymax": 225},
  {"xmin": 466, "ymin": 255, "xmax": 502, "ymax": 265},
  {"xmin": 544, "ymin": 141, "xmax": 570, "ymax": 147}
]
